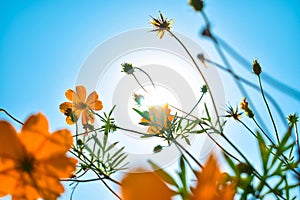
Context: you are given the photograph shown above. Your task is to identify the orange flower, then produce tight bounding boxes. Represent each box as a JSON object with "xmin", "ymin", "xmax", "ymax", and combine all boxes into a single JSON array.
[
  {"xmin": 0, "ymin": 113, "xmax": 77, "ymax": 200},
  {"xmin": 60, "ymin": 85, "xmax": 103, "ymax": 125},
  {"xmin": 121, "ymin": 168, "xmax": 175, "ymax": 200},
  {"xmin": 190, "ymin": 154, "xmax": 236, "ymax": 200},
  {"xmin": 141, "ymin": 104, "xmax": 174, "ymax": 134}
]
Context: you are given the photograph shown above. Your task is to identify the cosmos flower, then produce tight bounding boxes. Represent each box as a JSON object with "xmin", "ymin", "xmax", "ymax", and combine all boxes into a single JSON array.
[
  {"xmin": 190, "ymin": 154, "xmax": 236, "ymax": 200},
  {"xmin": 225, "ymin": 105, "xmax": 243, "ymax": 120},
  {"xmin": 60, "ymin": 85, "xmax": 103, "ymax": 125},
  {"xmin": 150, "ymin": 12, "xmax": 173, "ymax": 39},
  {"xmin": 141, "ymin": 104, "xmax": 174, "ymax": 134},
  {"xmin": 121, "ymin": 168, "xmax": 175, "ymax": 200},
  {"xmin": 0, "ymin": 113, "xmax": 77, "ymax": 200}
]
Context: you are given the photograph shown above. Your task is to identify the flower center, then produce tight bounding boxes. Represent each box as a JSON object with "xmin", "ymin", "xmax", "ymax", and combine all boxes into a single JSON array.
[
  {"xmin": 78, "ymin": 102, "xmax": 87, "ymax": 109},
  {"xmin": 20, "ymin": 154, "xmax": 35, "ymax": 173}
]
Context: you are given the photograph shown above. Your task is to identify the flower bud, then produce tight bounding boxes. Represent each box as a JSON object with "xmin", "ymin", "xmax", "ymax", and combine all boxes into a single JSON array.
[
  {"xmin": 121, "ymin": 63, "xmax": 134, "ymax": 75},
  {"xmin": 189, "ymin": 0, "xmax": 204, "ymax": 12},
  {"xmin": 252, "ymin": 59, "xmax": 262, "ymax": 76}
]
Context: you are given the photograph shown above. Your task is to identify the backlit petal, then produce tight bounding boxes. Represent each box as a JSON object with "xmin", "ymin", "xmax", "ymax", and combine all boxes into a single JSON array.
[
  {"xmin": 20, "ymin": 113, "xmax": 49, "ymax": 154},
  {"xmin": 76, "ymin": 85, "xmax": 87, "ymax": 102},
  {"xmin": 121, "ymin": 169, "xmax": 174, "ymax": 200},
  {"xmin": 35, "ymin": 129, "xmax": 73, "ymax": 160},
  {"xmin": 86, "ymin": 91, "xmax": 99, "ymax": 105},
  {"xmin": 0, "ymin": 121, "xmax": 23, "ymax": 159},
  {"xmin": 65, "ymin": 89, "xmax": 80, "ymax": 102}
]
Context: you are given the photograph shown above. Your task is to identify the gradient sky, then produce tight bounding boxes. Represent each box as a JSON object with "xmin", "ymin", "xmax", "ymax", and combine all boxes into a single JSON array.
[{"xmin": 1, "ymin": 0, "xmax": 299, "ymax": 199}]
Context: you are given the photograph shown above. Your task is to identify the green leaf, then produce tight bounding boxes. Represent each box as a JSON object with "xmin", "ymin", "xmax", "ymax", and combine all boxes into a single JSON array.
[
  {"xmin": 257, "ymin": 131, "xmax": 269, "ymax": 173},
  {"xmin": 223, "ymin": 152, "xmax": 238, "ymax": 174},
  {"xmin": 133, "ymin": 108, "xmax": 150, "ymax": 120},
  {"xmin": 148, "ymin": 160, "xmax": 179, "ymax": 187}
]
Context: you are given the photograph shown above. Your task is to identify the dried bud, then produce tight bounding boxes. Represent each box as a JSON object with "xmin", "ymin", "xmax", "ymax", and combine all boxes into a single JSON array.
[
  {"xmin": 197, "ymin": 53, "xmax": 206, "ymax": 67},
  {"xmin": 121, "ymin": 63, "xmax": 135, "ymax": 75},
  {"xmin": 287, "ymin": 113, "xmax": 298, "ymax": 125},
  {"xmin": 252, "ymin": 59, "xmax": 262, "ymax": 76},
  {"xmin": 134, "ymin": 93, "xmax": 145, "ymax": 106},
  {"xmin": 189, "ymin": 0, "xmax": 204, "ymax": 12},
  {"xmin": 201, "ymin": 85, "xmax": 208, "ymax": 94},
  {"xmin": 153, "ymin": 145, "xmax": 163, "ymax": 153}
]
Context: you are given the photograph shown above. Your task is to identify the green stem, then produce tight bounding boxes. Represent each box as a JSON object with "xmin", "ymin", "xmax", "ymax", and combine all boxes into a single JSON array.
[
  {"xmin": 132, "ymin": 73, "xmax": 148, "ymax": 93},
  {"xmin": 135, "ymin": 67, "xmax": 156, "ymax": 88},
  {"xmin": 258, "ymin": 76, "xmax": 280, "ymax": 144},
  {"xmin": 167, "ymin": 30, "xmax": 222, "ymax": 132},
  {"xmin": 183, "ymin": 92, "xmax": 205, "ymax": 119},
  {"xmin": 221, "ymin": 133, "xmax": 286, "ymax": 200},
  {"xmin": 253, "ymin": 118, "xmax": 276, "ymax": 146},
  {"xmin": 238, "ymin": 119, "xmax": 258, "ymax": 139}
]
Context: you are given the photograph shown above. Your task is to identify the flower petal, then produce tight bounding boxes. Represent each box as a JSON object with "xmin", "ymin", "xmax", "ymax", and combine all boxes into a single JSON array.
[
  {"xmin": 121, "ymin": 169, "xmax": 174, "ymax": 200},
  {"xmin": 86, "ymin": 91, "xmax": 98, "ymax": 105},
  {"xmin": 0, "ymin": 169, "xmax": 20, "ymax": 197},
  {"xmin": 20, "ymin": 113, "xmax": 50, "ymax": 154},
  {"xmin": 0, "ymin": 121, "xmax": 23, "ymax": 159},
  {"xmin": 37, "ymin": 156, "xmax": 77, "ymax": 178},
  {"xmin": 35, "ymin": 129, "xmax": 74, "ymax": 160},
  {"xmin": 76, "ymin": 85, "xmax": 87, "ymax": 102},
  {"xmin": 59, "ymin": 102, "xmax": 72, "ymax": 113},
  {"xmin": 65, "ymin": 89, "xmax": 80, "ymax": 102},
  {"xmin": 86, "ymin": 91, "xmax": 103, "ymax": 110}
]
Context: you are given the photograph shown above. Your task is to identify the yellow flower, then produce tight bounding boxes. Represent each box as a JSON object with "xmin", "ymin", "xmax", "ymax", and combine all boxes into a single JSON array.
[
  {"xmin": 60, "ymin": 85, "xmax": 103, "ymax": 125},
  {"xmin": 150, "ymin": 12, "xmax": 173, "ymax": 39},
  {"xmin": 190, "ymin": 154, "xmax": 236, "ymax": 200},
  {"xmin": 121, "ymin": 168, "xmax": 175, "ymax": 200},
  {"xmin": 0, "ymin": 113, "xmax": 77, "ymax": 200},
  {"xmin": 240, "ymin": 98, "xmax": 254, "ymax": 118},
  {"xmin": 141, "ymin": 104, "xmax": 174, "ymax": 134}
]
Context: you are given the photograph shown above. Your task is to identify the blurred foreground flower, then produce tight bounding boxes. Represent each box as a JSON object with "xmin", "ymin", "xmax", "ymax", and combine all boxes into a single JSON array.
[
  {"xmin": 60, "ymin": 85, "xmax": 103, "ymax": 125},
  {"xmin": 0, "ymin": 113, "xmax": 77, "ymax": 200},
  {"xmin": 121, "ymin": 168, "xmax": 175, "ymax": 200},
  {"xmin": 190, "ymin": 154, "xmax": 236, "ymax": 200},
  {"xmin": 141, "ymin": 104, "xmax": 174, "ymax": 134},
  {"xmin": 150, "ymin": 12, "xmax": 173, "ymax": 39}
]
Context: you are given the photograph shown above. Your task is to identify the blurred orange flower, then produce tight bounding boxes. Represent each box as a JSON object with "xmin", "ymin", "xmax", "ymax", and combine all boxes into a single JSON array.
[
  {"xmin": 60, "ymin": 85, "xmax": 103, "ymax": 125},
  {"xmin": 141, "ymin": 104, "xmax": 174, "ymax": 134},
  {"xmin": 0, "ymin": 113, "xmax": 77, "ymax": 200},
  {"xmin": 190, "ymin": 154, "xmax": 236, "ymax": 200},
  {"xmin": 121, "ymin": 168, "xmax": 175, "ymax": 200}
]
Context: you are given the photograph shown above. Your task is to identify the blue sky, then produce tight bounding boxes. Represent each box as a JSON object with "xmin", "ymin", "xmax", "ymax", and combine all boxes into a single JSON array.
[{"xmin": 1, "ymin": 0, "xmax": 299, "ymax": 199}]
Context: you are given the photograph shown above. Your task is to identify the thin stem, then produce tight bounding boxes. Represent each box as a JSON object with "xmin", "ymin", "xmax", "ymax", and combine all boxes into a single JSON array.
[
  {"xmin": 253, "ymin": 118, "xmax": 276, "ymax": 147},
  {"xmin": 258, "ymin": 76, "xmax": 280, "ymax": 144},
  {"xmin": 168, "ymin": 104, "xmax": 199, "ymax": 119},
  {"xmin": 184, "ymin": 92, "xmax": 205, "ymax": 119},
  {"xmin": 117, "ymin": 125, "xmax": 203, "ymax": 169},
  {"xmin": 132, "ymin": 73, "xmax": 148, "ymax": 93},
  {"xmin": 61, "ymin": 178, "xmax": 101, "ymax": 183},
  {"xmin": 237, "ymin": 119, "xmax": 257, "ymax": 139},
  {"xmin": 205, "ymin": 57, "xmax": 286, "ymax": 127},
  {"xmin": 198, "ymin": 123, "xmax": 240, "ymax": 162},
  {"xmin": 167, "ymin": 30, "xmax": 222, "ymax": 132},
  {"xmin": 295, "ymin": 122, "xmax": 299, "ymax": 153},
  {"xmin": 216, "ymin": 36, "xmax": 300, "ymax": 103},
  {"xmin": 212, "ymin": 40, "xmax": 269, "ymax": 133},
  {"xmin": 135, "ymin": 67, "xmax": 156, "ymax": 88},
  {"xmin": 171, "ymin": 136, "xmax": 203, "ymax": 169},
  {"xmin": 221, "ymin": 133, "xmax": 286, "ymax": 200},
  {"xmin": 0, "ymin": 108, "xmax": 24, "ymax": 125}
]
